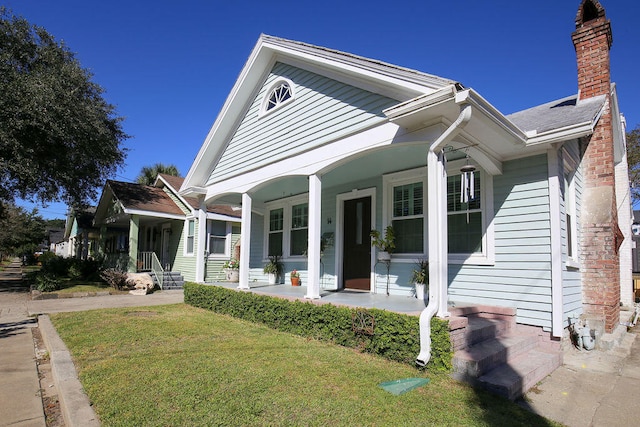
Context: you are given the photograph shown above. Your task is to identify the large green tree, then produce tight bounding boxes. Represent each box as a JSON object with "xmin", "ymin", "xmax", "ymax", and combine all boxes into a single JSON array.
[
  {"xmin": 627, "ymin": 124, "xmax": 640, "ymax": 206},
  {"xmin": 0, "ymin": 203, "xmax": 45, "ymax": 258},
  {"xmin": 0, "ymin": 8, "xmax": 128, "ymax": 214},
  {"xmin": 136, "ymin": 163, "xmax": 180, "ymax": 185}
]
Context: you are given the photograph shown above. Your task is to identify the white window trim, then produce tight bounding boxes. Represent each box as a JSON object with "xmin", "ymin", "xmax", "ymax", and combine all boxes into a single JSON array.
[
  {"xmin": 446, "ymin": 159, "xmax": 495, "ymax": 265},
  {"xmin": 563, "ymin": 150, "xmax": 580, "ymax": 269},
  {"xmin": 206, "ymin": 219, "xmax": 231, "ymax": 260},
  {"xmin": 258, "ymin": 78, "xmax": 295, "ymax": 118},
  {"xmin": 183, "ymin": 217, "xmax": 196, "ymax": 257},
  {"xmin": 381, "ymin": 162, "xmax": 495, "ymax": 265},
  {"xmin": 382, "ymin": 167, "xmax": 428, "ymax": 262},
  {"xmin": 263, "ymin": 194, "xmax": 308, "ymax": 261}
]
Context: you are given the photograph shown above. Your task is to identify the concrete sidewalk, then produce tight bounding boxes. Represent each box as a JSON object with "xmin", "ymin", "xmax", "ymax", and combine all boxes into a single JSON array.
[
  {"xmin": 0, "ymin": 259, "xmax": 184, "ymax": 426},
  {"xmin": 522, "ymin": 322, "xmax": 640, "ymax": 426},
  {"xmin": 0, "ymin": 260, "xmax": 46, "ymax": 427}
]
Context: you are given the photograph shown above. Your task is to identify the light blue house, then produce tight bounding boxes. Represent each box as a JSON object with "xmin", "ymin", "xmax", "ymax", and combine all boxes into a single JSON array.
[{"xmin": 180, "ymin": 1, "xmax": 631, "ymax": 345}]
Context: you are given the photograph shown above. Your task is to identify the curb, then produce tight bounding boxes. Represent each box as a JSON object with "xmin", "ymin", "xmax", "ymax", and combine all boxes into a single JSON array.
[
  {"xmin": 31, "ymin": 290, "xmax": 118, "ymax": 300},
  {"xmin": 38, "ymin": 315, "xmax": 100, "ymax": 427}
]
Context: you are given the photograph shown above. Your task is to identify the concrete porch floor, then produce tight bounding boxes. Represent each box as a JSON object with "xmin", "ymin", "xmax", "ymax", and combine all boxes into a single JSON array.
[{"xmin": 208, "ymin": 281, "xmax": 427, "ymax": 316}]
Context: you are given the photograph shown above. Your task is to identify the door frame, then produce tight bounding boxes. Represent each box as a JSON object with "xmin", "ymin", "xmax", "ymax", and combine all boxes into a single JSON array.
[
  {"xmin": 335, "ymin": 187, "xmax": 376, "ymax": 292},
  {"xmin": 161, "ymin": 224, "xmax": 172, "ymax": 270}
]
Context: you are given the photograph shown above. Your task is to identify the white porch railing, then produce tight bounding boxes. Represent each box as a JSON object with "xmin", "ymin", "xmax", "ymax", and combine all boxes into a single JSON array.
[
  {"xmin": 138, "ymin": 252, "xmax": 164, "ymax": 290},
  {"xmin": 149, "ymin": 252, "xmax": 164, "ymax": 290}
]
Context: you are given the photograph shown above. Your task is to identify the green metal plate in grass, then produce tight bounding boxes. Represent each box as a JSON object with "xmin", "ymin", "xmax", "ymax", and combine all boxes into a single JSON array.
[{"xmin": 379, "ymin": 378, "xmax": 430, "ymax": 395}]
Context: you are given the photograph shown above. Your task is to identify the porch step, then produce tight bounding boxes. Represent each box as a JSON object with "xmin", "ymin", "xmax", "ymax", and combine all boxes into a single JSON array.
[
  {"xmin": 452, "ymin": 333, "xmax": 538, "ymax": 380},
  {"xmin": 478, "ymin": 347, "xmax": 562, "ymax": 401},
  {"xmin": 460, "ymin": 317, "xmax": 512, "ymax": 348},
  {"xmin": 450, "ymin": 307, "xmax": 562, "ymax": 401},
  {"xmin": 150, "ymin": 271, "xmax": 184, "ymax": 290}
]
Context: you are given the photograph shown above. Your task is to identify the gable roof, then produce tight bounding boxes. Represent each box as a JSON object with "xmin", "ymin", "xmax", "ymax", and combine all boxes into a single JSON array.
[
  {"xmin": 108, "ymin": 180, "xmax": 186, "ymax": 217},
  {"xmin": 183, "ymin": 34, "xmax": 623, "ymax": 196},
  {"xmin": 181, "ymin": 34, "xmax": 458, "ymax": 194}
]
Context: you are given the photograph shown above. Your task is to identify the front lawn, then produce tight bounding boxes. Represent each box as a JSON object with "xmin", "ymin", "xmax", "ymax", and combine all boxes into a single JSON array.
[
  {"xmin": 50, "ymin": 280, "xmax": 128, "ymax": 294},
  {"xmin": 51, "ymin": 304, "xmax": 557, "ymax": 426}
]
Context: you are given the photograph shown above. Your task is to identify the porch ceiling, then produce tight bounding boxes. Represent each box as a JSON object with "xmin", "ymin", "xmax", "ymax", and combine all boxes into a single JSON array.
[
  {"xmin": 252, "ymin": 144, "xmax": 431, "ymax": 204},
  {"xmin": 103, "ymin": 214, "xmax": 175, "ymax": 229}
]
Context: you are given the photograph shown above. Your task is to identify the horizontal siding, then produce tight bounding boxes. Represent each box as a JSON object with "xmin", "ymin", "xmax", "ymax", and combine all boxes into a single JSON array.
[
  {"xmin": 205, "ymin": 230, "xmax": 241, "ymax": 282},
  {"xmin": 449, "ymin": 154, "xmax": 553, "ymax": 328},
  {"xmin": 171, "ymin": 219, "xmax": 196, "ymax": 282},
  {"xmin": 207, "ymin": 63, "xmax": 398, "ymax": 185}
]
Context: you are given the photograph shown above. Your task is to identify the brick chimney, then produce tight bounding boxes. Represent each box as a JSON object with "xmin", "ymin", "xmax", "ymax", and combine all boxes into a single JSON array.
[{"xmin": 572, "ymin": 0, "xmax": 621, "ymax": 333}]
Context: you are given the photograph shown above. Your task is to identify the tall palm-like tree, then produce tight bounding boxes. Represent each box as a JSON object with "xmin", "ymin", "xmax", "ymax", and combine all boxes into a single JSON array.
[{"xmin": 136, "ymin": 163, "xmax": 180, "ymax": 185}]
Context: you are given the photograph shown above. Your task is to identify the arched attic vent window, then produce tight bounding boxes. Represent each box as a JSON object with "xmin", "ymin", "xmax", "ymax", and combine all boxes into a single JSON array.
[{"xmin": 259, "ymin": 79, "xmax": 295, "ymax": 117}]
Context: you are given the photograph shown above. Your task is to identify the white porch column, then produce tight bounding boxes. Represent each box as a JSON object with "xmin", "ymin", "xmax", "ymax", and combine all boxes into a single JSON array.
[
  {"xmin": 238, "ymin": 193, "xmax": 252, "ymax": 290},
  {"xmin": 305, "ymin": 174, "xmax": 322, "ymax": 299},
  {"xmin": 195, "ymin": 197, "xmax": 207, "ymax": 282},
  {"xmin": 427, "ymin": 150, "xmax": 449, "ymax": 317}
]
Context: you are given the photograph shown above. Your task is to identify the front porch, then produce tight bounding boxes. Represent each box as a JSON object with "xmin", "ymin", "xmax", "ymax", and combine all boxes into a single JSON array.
[{"xmin": 209, "ymin": 280, "xmax": 427, "ymax": 315}]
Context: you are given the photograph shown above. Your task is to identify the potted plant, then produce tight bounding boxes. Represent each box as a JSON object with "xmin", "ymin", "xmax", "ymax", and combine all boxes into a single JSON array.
[
  {"xmin": 370, "ymin": 225, "xmax": 395, "ymax": 261},
  {"xmin": 222, "ymin": 258, "xmax": 239, "ymax": 282},
  {"xmin": 411, "ymin": 259, "xmax": 429, "ymax": 301},
  {"xmin": 290, "ymin": 269, "xmax": 301, "ymax": 286},
  {"xmin": 263, "ymin": 255, "xmax": 283, "ymax": 284}
]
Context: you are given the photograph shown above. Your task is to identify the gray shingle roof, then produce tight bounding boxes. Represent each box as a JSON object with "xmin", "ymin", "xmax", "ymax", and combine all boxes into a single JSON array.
[{"xmin": 507, "ymin": 94, "xmax": 606, "ymax": 134}]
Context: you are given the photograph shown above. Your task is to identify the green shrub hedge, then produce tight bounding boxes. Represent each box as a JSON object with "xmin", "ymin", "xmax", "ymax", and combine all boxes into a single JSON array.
[{"xmin": 184, "ymin": 282, "xmax": 452, "ymax": 371}]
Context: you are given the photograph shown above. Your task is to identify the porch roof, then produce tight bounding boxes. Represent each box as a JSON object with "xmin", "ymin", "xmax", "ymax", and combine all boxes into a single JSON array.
[{"xmin": 108, "ymin": 180, "xmax": 186, "ymax": 217}]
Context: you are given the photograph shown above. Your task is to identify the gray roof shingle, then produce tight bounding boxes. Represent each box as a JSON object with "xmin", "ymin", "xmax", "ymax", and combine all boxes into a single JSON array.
[{"xmin": 507, "ymin": 94, "xmax": 606, "ymax": 134}]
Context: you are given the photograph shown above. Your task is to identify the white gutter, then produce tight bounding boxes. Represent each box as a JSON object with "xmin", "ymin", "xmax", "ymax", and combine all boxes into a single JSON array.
[
  {"xmin": 416, "ymin": 103, "xmax": 472, "ymax": 367},
  {"xmin": 525, "ymin": 121, "xmax": 597, "ymax": 146}
]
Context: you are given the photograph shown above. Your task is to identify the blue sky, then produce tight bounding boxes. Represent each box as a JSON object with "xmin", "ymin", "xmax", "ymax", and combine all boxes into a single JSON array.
[{"xmin": 7, "ymin": 0, "xmax": 639, "ymax": 219}]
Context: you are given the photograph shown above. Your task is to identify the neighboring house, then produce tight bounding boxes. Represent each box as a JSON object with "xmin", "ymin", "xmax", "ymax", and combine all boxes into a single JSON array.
[
  {"xmin": 180, "ymin": 0, "xmax": 631, "ymax": 343},
  {"xmin": 64, "ymin": 207, "xmax": 98, "ymax": 260},
  {"xmin": 91, "ymin": 174, "xmax": 241, "ymax": 283},
  {"xmin": 47, "ymin": 229, "xmax": 68, "ymax": 257}
]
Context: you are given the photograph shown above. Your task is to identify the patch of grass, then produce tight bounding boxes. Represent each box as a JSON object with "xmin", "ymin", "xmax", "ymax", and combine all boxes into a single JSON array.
[
  {"xmin": 53, "ymin": 280, "xmax": 125, "ymax": 294},
  {"xmin": 51, "ymin": 305, "xmax": 558, "ymax": 426}
]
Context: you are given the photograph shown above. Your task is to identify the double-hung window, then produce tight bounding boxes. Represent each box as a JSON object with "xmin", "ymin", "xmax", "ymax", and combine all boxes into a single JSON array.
[
  {"xmin": 392, "ymin": 182, "xmax": 424, "ymax": 253},
  {"xmin": 383, "ymin": 168, "xmax": 427, "ymax": 257},
  {"xmin": 290, "ymin": 203, "xmax": 308, "ymax": 256},
  {"xmin": 445, "ymin": 161, "xmax": 494, "ymax": 264},
  {"xmin": 185, "ymin": 219, "xmax": 195, "ymax": 255},
  {"xmin": 265, "ymin": 197, "xmax": 309, "ymax": 259},
  {"xmin": 207, "ymin": 220, "xmax": 228, "ymax": 256},
  {"xmin": 447, "ymin": 172, "xmax": 483, "ymax": 254},
  {"xmin": 268, "ymin": 208, "xmax": 284, "ymax": 257}
]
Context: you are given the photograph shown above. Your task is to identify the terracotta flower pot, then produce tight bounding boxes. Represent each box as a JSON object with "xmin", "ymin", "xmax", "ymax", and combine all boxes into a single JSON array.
[{"xmin": 291, "ymin": 277, "xmax": 300, "ymax": 286}]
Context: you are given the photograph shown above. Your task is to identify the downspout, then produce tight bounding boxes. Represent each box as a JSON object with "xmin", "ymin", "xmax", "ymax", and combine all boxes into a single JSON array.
[{"xmin": 416, "ymin": 104, "xmax": 472, "ymax": 367}]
